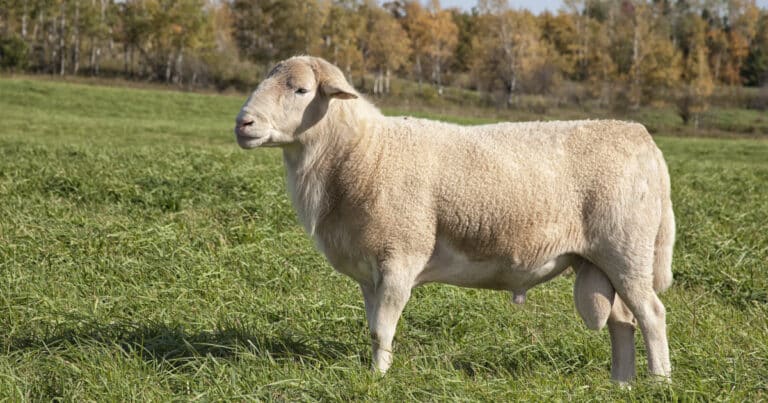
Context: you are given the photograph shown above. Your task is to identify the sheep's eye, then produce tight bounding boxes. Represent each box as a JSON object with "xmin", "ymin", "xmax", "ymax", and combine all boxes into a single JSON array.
[{"xmin": 295, "ymin": 88, "xmax": 309, "ymax": 95}]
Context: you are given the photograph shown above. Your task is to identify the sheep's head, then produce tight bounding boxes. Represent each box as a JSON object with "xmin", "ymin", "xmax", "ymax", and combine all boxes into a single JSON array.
[{"xmin": 234, "ymin": 56, "xmax": 358, "ymax": 149}]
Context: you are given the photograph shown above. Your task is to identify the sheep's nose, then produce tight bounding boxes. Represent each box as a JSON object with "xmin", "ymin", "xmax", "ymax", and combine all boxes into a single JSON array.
[{"xmin": 237, "ymin": 115, "xmax": 255, "ymax": 128}]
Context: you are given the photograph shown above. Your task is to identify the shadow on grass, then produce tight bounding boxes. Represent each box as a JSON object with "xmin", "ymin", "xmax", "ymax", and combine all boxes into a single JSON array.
[
  {"xmin": 3, "ymin": 318, "xmax": 606, "ymax": 378},
  {"xmin": 2, "ymin": 320, "xmax": 362, "ymax": 367},
  {"xmin": 449, "ymin": 348, "xmax": 597, "ymax": 379}
]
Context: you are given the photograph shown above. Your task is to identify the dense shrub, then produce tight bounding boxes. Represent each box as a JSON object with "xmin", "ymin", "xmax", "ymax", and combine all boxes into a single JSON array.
[{"xmin": 0, "ymin": 34, "xmax": 28, "ymax": 71}]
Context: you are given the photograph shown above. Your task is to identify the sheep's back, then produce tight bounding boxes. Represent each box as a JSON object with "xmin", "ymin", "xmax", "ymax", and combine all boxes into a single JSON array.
[{"xmin": 389, "ymin": 118, "xmax": 663, "ymax": 263}]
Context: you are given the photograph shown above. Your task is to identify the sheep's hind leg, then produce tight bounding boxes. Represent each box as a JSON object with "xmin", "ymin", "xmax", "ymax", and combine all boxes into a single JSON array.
[
  {"xmin": 608, "ymin": 295, "xmax": 637, "ymax": 383},
  {"xmin": 574, "ymin": 259, "xmax": 638, "ymax": 383},
  {"xmin": 605, "ymin": 261, "xmax": 671, "ymax": 381}
]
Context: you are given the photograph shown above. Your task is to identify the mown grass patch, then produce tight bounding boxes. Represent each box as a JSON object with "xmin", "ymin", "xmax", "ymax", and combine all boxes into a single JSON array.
[{"xmin": 0, "ymin": 78, "xmax": 766, "ymax": 400}]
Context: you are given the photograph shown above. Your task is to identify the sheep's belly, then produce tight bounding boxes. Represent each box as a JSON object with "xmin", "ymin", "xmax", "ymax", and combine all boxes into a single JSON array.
[{"xmin": 417, "ymin": 238, "xmax": 573, "ymax": 292}]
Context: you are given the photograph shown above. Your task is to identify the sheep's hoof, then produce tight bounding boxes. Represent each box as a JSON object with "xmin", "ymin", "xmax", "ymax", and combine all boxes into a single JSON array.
[
  {"xmin": 612, "ymin": 380, "xmax": 632, "ymax": 390},
  {"xmin": 649, "ymin": 374, "xmax": 672, "ymax": 384},
  {"xmin": 372, "ymin": 348, "xmax": 392, "ymax": 374},
  {"xmin": 371, "ymin": 364, "xmax": 388, "ymax": 376},
  {"xmin": 511, "ymin": 290, "xmax": 526, "ymax": 305}
]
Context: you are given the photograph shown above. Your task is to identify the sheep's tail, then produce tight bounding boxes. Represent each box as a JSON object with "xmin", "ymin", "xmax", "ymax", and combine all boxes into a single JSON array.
[{"xmin": 653, "ymin": 157, "xmax": 675, "ymax": 293}]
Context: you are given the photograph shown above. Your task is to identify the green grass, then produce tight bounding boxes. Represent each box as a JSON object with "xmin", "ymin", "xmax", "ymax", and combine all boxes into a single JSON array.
[{"xmin": 0, "ymin": 78, "xmax": 766, "ymax": 400}]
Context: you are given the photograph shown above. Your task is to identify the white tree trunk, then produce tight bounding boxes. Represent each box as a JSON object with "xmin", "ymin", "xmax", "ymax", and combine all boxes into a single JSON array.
[
  {"xmin": 631, "ymin": 14, "xmax": 641, "ymax": 109},
  {"xmin": 373, "ymin": 67, "xmax": 383, "ymax": 96},
  {"xmin": 435, "ymin": 60, "xmax": 443, "ymax": 96},
  {"xmin": 165, "ymin": 52, "xmax": 173, "ymax": 83},
  {"xmin": 415, "ymin": 55, "xmax": 423, "ymax": 94},
  {"xmin": 21, "ymin": 0, "xmax": 28, "ymax": 38},
  {"xmin": 58, "ymin": 5, "xmax": 67, "ymax": 76},
  {"xmin": 385, "ymin": 68, "xmax": 391, "ymax": 94},
  {"xmin": 174, "ymin": 49, "xmax": 184, "ymax": 85},
  {"xmin": 94, "ymin": 0, "xmax": 106, "ymax": 75},
  {"xmin": 72, "ymin": 0, "xmax": 80, "ymax": 74}
]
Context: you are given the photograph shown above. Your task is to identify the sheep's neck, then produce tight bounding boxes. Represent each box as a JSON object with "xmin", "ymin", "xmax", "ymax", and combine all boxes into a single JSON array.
[
  {"xmin": 283, "ymin": 98, "xmax": 384, "ymax": 235},
  {"xmin": 282, "ymin": 121, "xmax": 368, "ymax": 236}
]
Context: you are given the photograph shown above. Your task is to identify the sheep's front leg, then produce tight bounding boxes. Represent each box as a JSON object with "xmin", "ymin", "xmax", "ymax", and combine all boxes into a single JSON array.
[
  {"xmin": 366, "ymin": 269, "xmax": 413, "ymax": 374},
  {"xmin": 360, "ymin": 284, "xmax": 376, "ymax": 334}
]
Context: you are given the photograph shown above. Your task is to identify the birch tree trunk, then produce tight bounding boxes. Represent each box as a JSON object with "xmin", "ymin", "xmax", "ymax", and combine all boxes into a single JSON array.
[
  {"xmin": 165, "ymin": 52, "xmax": 173, "ymax": 83},
  {"xmin": 50, "ymin": 10, "xmax": 58, "ymax": 74},
  {"xmin": 435, "ymin": 60, "xmax": 443, "ymax": 96},
  {"xmin": 631, "ymin": 15, "xmax": 641, "ymax": 109},
  {"xmin": 90, "ymin": 38, "xmax": 96, "ymax": 73},
  {"xmin": 385, "ymin": 67, "xmax": 391, "ymax": 94},
  {"xmin": 72, "ymin": 0, "xmax": 80, "ymax": 74},
  {"xmin": 31, "ymin": 7, "xmax": 39, "ymax": 40},
  {"xmin": 93, "ymin": 0, "xmax": 107, "ymax": 76},
  {"xmin": 174, "ymin": 48, "xmax": 184, "ymax": 85},
  {"xmin": 59, "ymin": 1, "xmax": 67, "ymax": 76},
  {"xmin": 21, "ymin": 0, "xmax": 28, "ymax": 38},
  {"xmin": 123, "ymin": 44, "xmax": 129, "ymax": 75},
  {"xmin": 415, "ymin": 55, "xmax": 423, "ymax": 94},
  {"xmin": 373, "ymin": 66, "xmax": 382, "ymax": 96},
  {"xmin": 37, "ymin": 9, "xmax": 46, "ymax": 71}
]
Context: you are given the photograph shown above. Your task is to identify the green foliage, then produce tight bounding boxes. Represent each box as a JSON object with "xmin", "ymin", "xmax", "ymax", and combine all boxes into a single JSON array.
[
  {"xmin": 231, "ymin": 0, "xmax": 325, "ymax": 64},
  {"xmin": 742, "ymin": 46, "xmax": 768, "ymax": 86},
  {"xmin": 674, "ymin": 4, "xmax": 714, "ymax": 127},
  {"xmin": 0, "ymin": 34, "xmax": 28, "ymax": 70},
  {"xmin": 118, "ymin": 0, "xmax": 213, "ymax": 82},
  {"xmin": 0, "ymin": 78, "xmax": 767, "ymax": 400},
  {"xmin": 742, "ymin": 11, "xmax": 768, "ymax": 87}
]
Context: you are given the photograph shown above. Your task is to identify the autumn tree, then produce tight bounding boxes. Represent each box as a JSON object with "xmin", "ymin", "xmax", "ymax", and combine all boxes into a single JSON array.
[
  {"xmin": 196, "ymin": 1, "xmax": 253, "ymax": 88},
  {"xmin": 364, "ymin": 6, "xmax": 411, "ymax": 95},
  {"xmin": 723, "ymin": 0, "xmax": 760, "ymax": 85},
  {"xmin": 538, "ymin": 10, "xmax": 577, "ymax": 78},
  {"xmin": 543, "ymin": 2, "xmax": 616, "ymax": 104},
  {"xmin": 561, "ymin": 0, "xmax": 588, "ymax": 80},
  {"xmin": 87, "ymin": 0, "xmax": 114, "ymax": 76},
  {"xmin": 422, "ymin": 0, "xmax": 458, "ymax": 95},
  {"xmin": 0, "ymin": 0, "xmax": 32, "ymax": 71},
  {"xmin": 118, "ymin": 0, "xmax": 151, "ymax": 76},
  {"xmin": 231, "ymin": 0, "xmax": 326, "ymax": 66},
  {"xmin": 472, "ymin": 0, "xmax": 555, "ymax": 106},
  {"xmin": 118, "ymin": 0, "xmax": 212, "ymax": 84},
  {"xmin": 16, "ymin": 0, "xmax": 68, "ymax": 75},
  {"xmin": 320, "ymin": 0, "xmax": 364, "ymax": 82},
  {"xmin": 742, "ymin": 10, "xmax": 768, "ymax": 86},
  {"xmin": 707, "ymin": 22, "xmax": 730, "ymax": 82},
  {"xmin": 450, "ymin": 7, "xmax": 477, "ymax": 74},
  {"xmin": 401, "ymin": 1, "xmax": 430, "ymax": 93},
  {"xmin": 583, "ymin": 18, "xmax": 618, "ymax": 104},
  {"xmin": 678, "ymin": 15, "xmax": 714, "ymax": 127},
  {"xmin": 619, "ymin": 1, "xmax": 681, "ymax": 108}
]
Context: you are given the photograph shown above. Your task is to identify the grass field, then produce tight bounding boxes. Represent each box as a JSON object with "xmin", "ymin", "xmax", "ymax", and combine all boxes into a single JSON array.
[{"xmin": 0, "ymin": 78, "xmax": 766, "ymax": 400}]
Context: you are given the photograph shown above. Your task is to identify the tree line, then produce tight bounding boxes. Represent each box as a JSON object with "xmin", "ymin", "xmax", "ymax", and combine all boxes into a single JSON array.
[{"xmin": 1, "ymin": 0, "xmax": 767, "ymax": 116}]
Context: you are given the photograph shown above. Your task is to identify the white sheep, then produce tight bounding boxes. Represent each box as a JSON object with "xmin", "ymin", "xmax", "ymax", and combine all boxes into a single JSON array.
[{"xmin": 234, "ymin": 56, "xmax": 675, "ymax": 383}]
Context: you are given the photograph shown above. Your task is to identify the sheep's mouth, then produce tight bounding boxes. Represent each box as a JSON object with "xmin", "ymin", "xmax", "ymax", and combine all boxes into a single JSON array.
[
  {"xmin": 236, "ymin": 132, "xmax": 269, "ymax": 149},
  {"xmin": 234, "ymin": 123, "xmax": 271, "ymax": 148}
]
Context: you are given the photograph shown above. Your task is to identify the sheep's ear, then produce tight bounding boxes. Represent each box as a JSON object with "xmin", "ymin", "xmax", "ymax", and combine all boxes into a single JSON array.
[
  {"xmin": 314, "ymin": 58, "xmax": 358, "ymax": 100},
  {"xmin": 321, "ymin": 82, "xmax": 358, "ymax": 100}
]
